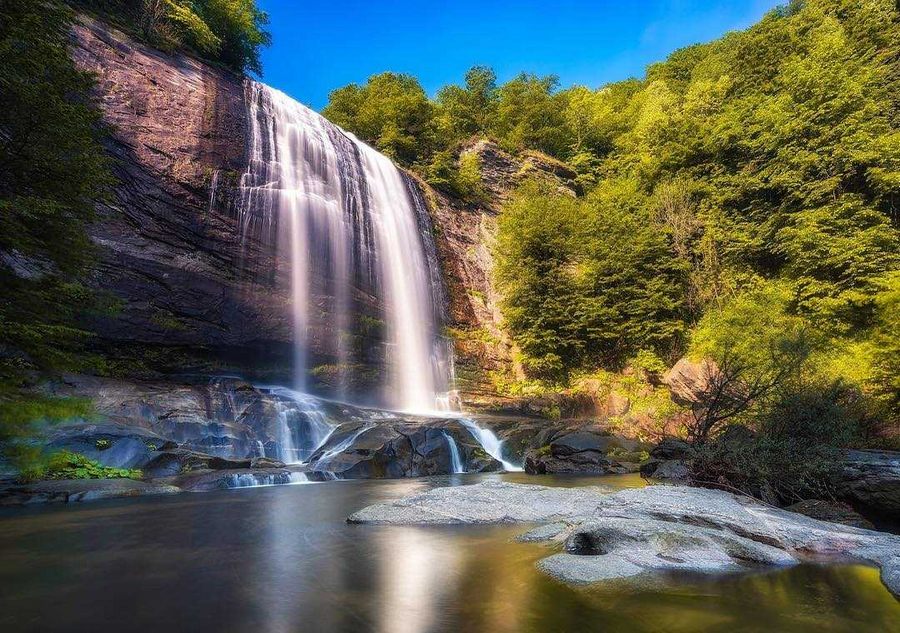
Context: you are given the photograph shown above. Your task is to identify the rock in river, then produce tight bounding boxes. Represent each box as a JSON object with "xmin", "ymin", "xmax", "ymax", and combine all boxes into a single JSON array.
[{"xmin": 348, "ymin": 481, "xmax": 900, "ymax": 598}]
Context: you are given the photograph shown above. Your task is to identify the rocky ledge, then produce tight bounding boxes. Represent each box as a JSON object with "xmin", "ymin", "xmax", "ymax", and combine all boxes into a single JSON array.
[{"xmin": 348, "ymin": 481, "xmax": 900, "ymax": 599}]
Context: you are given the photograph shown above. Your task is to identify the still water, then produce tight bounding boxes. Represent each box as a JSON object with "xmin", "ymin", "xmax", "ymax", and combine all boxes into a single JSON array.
[{"xmin": 1, "ymin": 473, "xmax": 898, "ymax": 633}]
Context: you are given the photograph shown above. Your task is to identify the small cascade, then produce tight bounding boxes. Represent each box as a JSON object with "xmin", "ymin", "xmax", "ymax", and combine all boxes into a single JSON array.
[
  {"xmin": 443, "ymin": 432, "xmax": 465, "ymax": 474},
  {"xmin": 309, "ymin": 422, "xmax": 375, "ymax": 471},
  {"xmin": 460, "ymin": 418, "xmax": 523, "ymax": 472},
  {"xmin": 225, "ymin": 471, "xmax": 310, "ymax": 488},
  {"xmin": 267, "ymin": 387, "xmax": 335, "ymax": 464}
]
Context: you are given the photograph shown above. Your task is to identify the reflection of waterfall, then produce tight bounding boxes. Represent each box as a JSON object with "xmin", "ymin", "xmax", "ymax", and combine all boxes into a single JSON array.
[
  {"xmin": 460, "ymin": 418, "xmax": 523, "ymax": 471},
  {"xmin": 443, "ymin": 432, "xmax": 464, "ymax": 474},
  {"xmin": 239, "ymin": 82, "xmax": 453, "ymax": 413}
]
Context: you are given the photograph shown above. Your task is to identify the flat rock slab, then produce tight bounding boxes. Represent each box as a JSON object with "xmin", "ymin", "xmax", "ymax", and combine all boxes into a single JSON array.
[{"xmin": 348, "ymin": 481, "xmax": 900, "ymax": 598}]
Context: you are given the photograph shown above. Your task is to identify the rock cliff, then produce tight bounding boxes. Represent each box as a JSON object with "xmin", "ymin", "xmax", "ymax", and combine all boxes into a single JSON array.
[{"xmin": 72, "ymin": 17, "xmax": 294, "ymax": 381}]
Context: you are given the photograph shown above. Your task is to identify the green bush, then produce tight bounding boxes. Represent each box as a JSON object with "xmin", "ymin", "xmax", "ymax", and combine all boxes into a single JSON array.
[{"xmin": 43, "ymin": 450, "xmax": 142, "ymax": 481}]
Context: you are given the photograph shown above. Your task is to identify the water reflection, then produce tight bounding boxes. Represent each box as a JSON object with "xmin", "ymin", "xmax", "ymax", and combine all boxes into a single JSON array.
[{"xmin": 0, "ymin": 474, "xmax": 897, "ymax": 633}]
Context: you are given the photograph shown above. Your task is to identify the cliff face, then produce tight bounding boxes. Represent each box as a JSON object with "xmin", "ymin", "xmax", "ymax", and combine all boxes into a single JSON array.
[
  {"xmin": 424, "ymin": 140, "xmax": 578, "ymax": 405},
  {"xmin": 72, "ymin": 17, "xmax": 295, "ymax": 380}
]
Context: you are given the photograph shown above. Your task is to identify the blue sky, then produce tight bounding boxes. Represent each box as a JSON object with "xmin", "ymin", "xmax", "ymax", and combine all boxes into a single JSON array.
[{"xmin": 257, "ymin": 0, "xmax": 782, "ymax": 111}]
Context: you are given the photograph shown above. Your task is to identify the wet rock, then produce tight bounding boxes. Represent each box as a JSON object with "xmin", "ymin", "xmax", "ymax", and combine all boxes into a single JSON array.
[
  {"xmin": 250, "ymin": 457, "xmax": 285, "ymax": 469},
  {"xmin": 47, "ymin": 424, "xmax": 172, "ymax": 469},
  {"xmin": 639, "ymin": 438, "xmax": 694, "ymax": 484},
  {"xmin": 307, "ymin": 419, "xmax": 501, "ymax": 478},
  {"xmin": 0, "ymin": 478, "xmax": 181, "ymax": 506},
  {"xmin": 172, "ymin": 468, "xmax": 302, "ymax": 491},
  {"xmin": 835, "ymin": 450, "xmax": 900, "ymax": 519},
  {"xmin": 348, "ymin": 481, "xmax": 900, "ymax": 598}
]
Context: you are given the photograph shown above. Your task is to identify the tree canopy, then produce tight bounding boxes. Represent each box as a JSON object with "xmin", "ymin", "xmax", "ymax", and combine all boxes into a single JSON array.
[
  {"xmin": 324, "ymin": 0, "xmax": 900, "ymax": 424},
  {"xmin": 73, "ymin": 0, "xmax": 271, "ymax": 75}
]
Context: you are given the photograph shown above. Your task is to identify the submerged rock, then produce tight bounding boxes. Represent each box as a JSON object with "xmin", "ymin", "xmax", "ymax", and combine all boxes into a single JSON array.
[{"xmin": 348, "ymin": 481, "xmax": 900, "ymax": 598}]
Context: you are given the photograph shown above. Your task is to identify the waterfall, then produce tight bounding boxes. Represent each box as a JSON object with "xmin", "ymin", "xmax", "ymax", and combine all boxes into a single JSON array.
[
  {"xmin": 309, "ymin": 422, "xmax": 376, "ymax": 471},
  {"xmin": 238, "ymin": 82, "xmax": 452, "ymax": 413},
  {"xmin": 442, "ymin": 432, "xmax": 465, "ymax": 474},
  {"xmin": 267, "ymin": 387, "xmax": 335, "ymax": 464},
  {"xmin": 459, "ymin": 418, "xmax": 523, "ymax": 471}
]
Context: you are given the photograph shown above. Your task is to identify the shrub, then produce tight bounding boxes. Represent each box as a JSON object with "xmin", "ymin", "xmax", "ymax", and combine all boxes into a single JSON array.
[
  {"xmin": 692, "ymin": 381, "xmax": 863, "ymax": 504},
  {"xmin": 42, "ymin": 450, "xmax": 142, "ymax": 481}
]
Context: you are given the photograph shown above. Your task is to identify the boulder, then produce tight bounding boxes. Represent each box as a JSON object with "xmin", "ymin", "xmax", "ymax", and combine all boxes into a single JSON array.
[
  {"xmin": 306, "ymin": 419, "xmax": 502, "ymax": 478},
  {"xmin": 348, "ymin": 481, "xmax": 900, "ymax": 598},
  {"xmin": 835, "ymin": 450, "xmax": 900, "ymax": 519},
  {"xmin": 662, "ymin": 358, "xmax": 717, "ymax": 405},
  {"xmin": 524, "ymin": 431, "xmax": 644, "ymax": 475},
  {"xmin": 640, "ymin": 438, "xmax": 694, "ymax": 484}
]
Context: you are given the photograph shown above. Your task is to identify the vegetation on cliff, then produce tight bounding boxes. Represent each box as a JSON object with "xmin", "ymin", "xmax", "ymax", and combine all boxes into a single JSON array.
[{"xmin": 0, "ymin": 1, "xmax": 114, "ymax": 471}]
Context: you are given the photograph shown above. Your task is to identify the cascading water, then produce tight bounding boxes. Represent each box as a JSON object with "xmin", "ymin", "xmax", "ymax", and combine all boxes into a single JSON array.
[
  {"xmin": 230, "ymin": 82, "xmax": 523, "ymax": 473},
  {"xmin": 442, "ymin": 432, "xmax": 465, "ymax": 474},
  {"xmin": 460, "ymin": 418, "xmax": 523, "ymax": 471},
  {"xmin": 266, "ymin": 387, "xmax": 334, "ymax": 464},
  {"xmin": 238, "ymin": 82, "xmax": 452, "ymax": 414}
]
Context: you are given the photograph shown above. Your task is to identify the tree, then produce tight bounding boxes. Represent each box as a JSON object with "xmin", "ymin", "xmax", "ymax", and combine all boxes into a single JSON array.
[
  {"xmin": 493, "ymin": 73, "xmax": 571, "ymax": 156},
  {"xmin": 72, "ymin": 0, "xmax": 271, "ymax": 75},
  {"xmin": 494, "ymin": 180, "xmax": 686, "ymax": 378},
  {"xmin": 323, "ymin": 73, "xmax": 435, "ymax": 165},
  {"xmin": 435, "ymin": 65, "xmax": 498, "ymax": 145}
]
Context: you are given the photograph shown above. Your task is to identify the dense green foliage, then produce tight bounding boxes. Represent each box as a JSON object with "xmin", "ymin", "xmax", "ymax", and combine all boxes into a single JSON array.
[
  {"xmin": 0, "ymin": 1, "xmax": 110, "ymax": 471},
  {"xmin": 72, "ymin": 0, "xmax": 271, "ymax": 74},
  {"xmin": 495, "ymin": 181, "xmax": 686, "ymax": 377},
  {"xmin": 33, "ymin": 450, "xmax": 141, "ymax": 482},
  {"xmin": 326, "ymin": 1, "xmax": 899, "ymax": 425}
]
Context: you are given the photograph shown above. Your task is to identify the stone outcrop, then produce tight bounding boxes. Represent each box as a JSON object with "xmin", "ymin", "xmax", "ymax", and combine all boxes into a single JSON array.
[
  {"xmin": 70, "ymin": 17, "xmax": 302, "ymax": 381},
  {"xmin": 348, "ymin": 481, "xmax": 900, "ymax": 598},
  {"xmin": 0, "ymin": 478, "xmax": 181, "ymax": 506},
  {"xmin": 306, "ymin": 418, "xmax": 501, "ymax": 478},
  {"xmin": 39, "ymin": 375, "xmax": 502, "ymax": 482}
]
